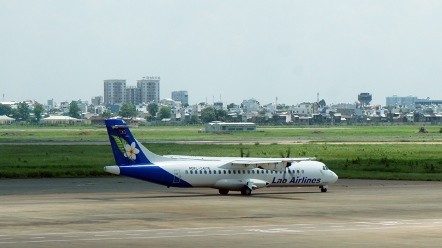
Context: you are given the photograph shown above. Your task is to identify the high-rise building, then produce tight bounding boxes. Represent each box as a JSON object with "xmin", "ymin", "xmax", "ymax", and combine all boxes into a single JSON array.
[
  {"xmin": 125, "ymin": 86, "xmax": 141, "ymax": 105},
  {"xmin": 137, "ymin": 77, "xmax": 160, "ymax": 103},
  {"xmin": 386, "ymin": 95, "xmax": 417, "ymax": 107},
  {"xmin": 171, "ymin": 90, "xmax": 189, "ymax": 105},
  {"xmin": 47, "ymin": 98, "xmax": 55, "ymax": 109},
  {"xmin": 91, "ymin": 96, "xmax": 103, "ymax": 106},
  {"xmin": 104, "ymin": 80, "xmax": 126, "ymax": 105}
]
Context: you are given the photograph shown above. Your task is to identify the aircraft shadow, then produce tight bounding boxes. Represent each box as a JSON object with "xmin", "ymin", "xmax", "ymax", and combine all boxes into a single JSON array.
[{"xmin": 83, "ymin": 190, "xmax": 320, "ymax": 201}]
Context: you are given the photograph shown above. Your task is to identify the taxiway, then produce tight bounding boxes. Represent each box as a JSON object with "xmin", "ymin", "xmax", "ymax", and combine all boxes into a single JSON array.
[{"xmin": 0, "ymin": 178, "xmax": 441, "ymax": 247}]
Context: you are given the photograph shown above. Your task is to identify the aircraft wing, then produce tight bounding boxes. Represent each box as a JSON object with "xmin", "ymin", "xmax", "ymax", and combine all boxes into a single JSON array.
[{"xmin": 225, "ymin": 158, "xmax": 315, "ymax": 172}]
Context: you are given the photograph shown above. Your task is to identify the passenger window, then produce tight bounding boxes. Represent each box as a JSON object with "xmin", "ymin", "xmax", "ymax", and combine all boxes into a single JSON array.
[
  {"xmin": 243, "ymin": 170, "xmax": 246, "ymax": 174},
  {"xmin": 247, "ymin": 170, "xmax": 250, "ymax": 174},
  {"xmin": 252, "ymin": 170, "xmax": 255, "ymax": 174},
  {"xmin": 228, "ymin": 170, "xmax": 231, "ymax": 174},
  {"xmin": 223, "ymin": 170, "xmax": 226, "ymax": 174},
  {"xmin": 185, "ymin": 170, "xmax": 188, "ymax": 174},
  {"xmin": 200, "ymin": 170, "xmax": 203, "ymax": 174}
]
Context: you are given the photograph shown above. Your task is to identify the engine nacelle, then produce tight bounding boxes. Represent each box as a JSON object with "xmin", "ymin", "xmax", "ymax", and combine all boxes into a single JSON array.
[
  {"xmin": 246, "ymin": 179, "xmax": 270, "ymax": 190},
  {"xmin": 214, "ymin": 178, "xmax": 270, "ymax": 191}
]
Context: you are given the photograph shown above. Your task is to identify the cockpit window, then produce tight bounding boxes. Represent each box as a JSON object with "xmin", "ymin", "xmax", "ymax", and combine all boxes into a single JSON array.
[{"xmin": 323, "ymin": 165, "xmax": 329, "ymax": 170}]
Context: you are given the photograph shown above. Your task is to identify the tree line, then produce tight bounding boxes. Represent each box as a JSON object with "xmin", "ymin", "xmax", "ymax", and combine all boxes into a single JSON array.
[
  {"xmin": 0, "ymin": 101, "xmax": 238, "ymax": 124},
  {"xmin": 0, "ymin": 101, "xmax": 82, "ymax": 123}
]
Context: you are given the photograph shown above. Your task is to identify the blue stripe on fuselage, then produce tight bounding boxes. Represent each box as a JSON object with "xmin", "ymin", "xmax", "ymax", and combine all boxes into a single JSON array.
[{"xmin": 119, "ymin": 165, "xmax": 193, "ymax": 188}]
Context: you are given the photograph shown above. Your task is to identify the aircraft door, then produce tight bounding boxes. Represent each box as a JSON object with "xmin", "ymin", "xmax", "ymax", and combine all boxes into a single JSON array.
[{"xmin": 173, "ymin": 169, "xmax": 181, "ymax": 183}]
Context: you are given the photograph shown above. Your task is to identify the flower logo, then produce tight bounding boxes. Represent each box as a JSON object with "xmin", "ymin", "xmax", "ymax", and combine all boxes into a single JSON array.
[{"xmin": 124, "ymin": 142, "xmax": 140, "ymax": 161}]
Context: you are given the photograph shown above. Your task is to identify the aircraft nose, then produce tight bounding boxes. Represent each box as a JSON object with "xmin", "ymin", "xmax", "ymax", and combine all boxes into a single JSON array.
[{"xmin": 330, "ymin": 171, "xmax": 338, "ymax": 183}]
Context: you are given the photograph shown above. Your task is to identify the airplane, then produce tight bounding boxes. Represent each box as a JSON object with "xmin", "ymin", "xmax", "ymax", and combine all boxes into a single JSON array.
[{"xmin": 104, "ymin": 119, "xmax": 338, "ymax": 196}]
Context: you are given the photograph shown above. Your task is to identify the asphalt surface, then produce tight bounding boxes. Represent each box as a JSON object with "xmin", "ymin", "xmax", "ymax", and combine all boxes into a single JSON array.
[{"xmin": 0, "ymin": 178, "xmax": 441, "ymax": 248}]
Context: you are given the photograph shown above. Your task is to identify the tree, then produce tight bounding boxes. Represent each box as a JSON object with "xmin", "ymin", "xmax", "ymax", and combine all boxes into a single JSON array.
[
  {"xmin": 189, "ymin": 115, "xmax": 199, "ymax": 124},
  {"xmin": 69, "ymin": 101, "xmax": 81, "ymax": 119},
  {"xmin": 215, "ymin": 109, "xmax": 228, "ymax": 121},
  {"xmin": 200, "ymin": 107, "xmax": 228, "ymax": 123},
  {"xmin": 227, "ymin": 103, "xmax": 236, "ymax": 110},
  {"xmin": 0, "ymin": 104, "xmax": 12, "ymax": 116},
  {"xmin": 101, "ymin": 109, "xmax": 112, "ymax": 119},
  {"xmin": 147, "ymin": 103, "xmax": 159, "ymax": 119},
  {"xmin": 158, "ymin": 106, "xmax": 171, "ymax": 120},
  {"xmin": 33, "ymin": 103, "xmax": 44, "ymax": 122},
  {"xmin": 13, "ymin": 102, "xmax": 30, "ymax": 122},
  {"xmin": 200, "ymin": 107, "xmax": 216, "ymax": 123},
  {"xmin": 119, "ymin": 104, "xmax": 137, "ymax": 118}
]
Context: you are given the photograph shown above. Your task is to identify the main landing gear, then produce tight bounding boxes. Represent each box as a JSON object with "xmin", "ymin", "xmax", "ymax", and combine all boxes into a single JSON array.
[
  {"xmin": 240, "ymin": 187, "xmax": 252, "ymax": 196},
  {"xmin": 218, "ymin": 187, "xmax": 252, "ymax": 196},
  {"xmin": 218, "ymin": 189, "xmax": 229, "ymax": 195}
]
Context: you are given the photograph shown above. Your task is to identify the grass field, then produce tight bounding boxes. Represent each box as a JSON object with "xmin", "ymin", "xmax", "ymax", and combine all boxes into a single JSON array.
[
  {"xmin": 1, "ymin": 125, "xmax": 442, "ymax": 143},
  {"xmin": 0, "ymin": 124, "xmax": 441, "ymax": 180}
]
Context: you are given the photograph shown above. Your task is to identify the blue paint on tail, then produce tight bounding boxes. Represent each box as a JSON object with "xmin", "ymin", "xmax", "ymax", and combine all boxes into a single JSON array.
[
  {"xmin": 105, "ymin": 119, "xmax": 193, "ymax": 188},
  {"xmin": 105, "ymin": 119, "xmax": 151, "ymax": 165}
]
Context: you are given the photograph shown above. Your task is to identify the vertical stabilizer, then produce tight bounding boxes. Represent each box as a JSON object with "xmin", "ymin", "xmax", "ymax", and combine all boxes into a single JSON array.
[{"xmin": 105, "ymin": 119, "xmax": 152, "ymax": 165}]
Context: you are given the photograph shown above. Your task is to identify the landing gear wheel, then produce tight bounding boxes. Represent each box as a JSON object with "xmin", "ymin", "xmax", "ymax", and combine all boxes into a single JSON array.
[
  {"xmin": 219, "ymin": 189, "xmax": 229, "ymax": 195},
  {"xmin": 240, "ymin": 187, "xmax": 252, "ymax": 196},
  {"xmin": 320, "ymin": 186, "xmax": 328, "ymax": 193}
]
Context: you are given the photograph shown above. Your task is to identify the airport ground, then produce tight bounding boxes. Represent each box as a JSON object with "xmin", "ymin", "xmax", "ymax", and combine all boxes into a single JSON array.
[{"xmin": 0, "ymin": 178, "xmax": 441, "ymax": 248}]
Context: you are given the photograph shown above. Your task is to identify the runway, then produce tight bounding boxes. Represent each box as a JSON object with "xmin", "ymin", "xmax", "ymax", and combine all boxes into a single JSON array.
[{"xmin": 1, "ymin": 178, "xmax": 441, "ymax": 247}]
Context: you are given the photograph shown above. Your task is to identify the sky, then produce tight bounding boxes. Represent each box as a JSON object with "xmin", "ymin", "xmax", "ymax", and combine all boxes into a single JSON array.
[{"xmin": 1, "ymin": 0, "xmax": 442, "ymax": 106}]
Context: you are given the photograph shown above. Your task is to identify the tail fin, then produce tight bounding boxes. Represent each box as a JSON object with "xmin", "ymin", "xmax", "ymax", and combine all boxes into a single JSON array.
[{"xmin": 105, "ymin": 119, "xmax": 160, "ymax": 165}]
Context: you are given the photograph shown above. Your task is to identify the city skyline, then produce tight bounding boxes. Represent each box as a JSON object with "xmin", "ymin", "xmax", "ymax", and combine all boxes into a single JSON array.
[
  {"xmin": 0, "ymin": 79, "xmax": 439, "ymax": 108},
  {"xmin": 2, "ymin": 1, "xmax": 442, "ymax": 105}
]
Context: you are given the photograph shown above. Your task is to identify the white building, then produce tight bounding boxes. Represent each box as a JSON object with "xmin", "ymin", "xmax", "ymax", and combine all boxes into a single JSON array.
[
  {"xmin": 293, "ymin": 103, "xmax": 314, "ymax": 116},
  {"xmin": 171, "ymin": 91, "xmax": 188, "ymax": 106},
  {"xmin": 137, "ymin": 76, "xmax": 160, "ymax": 103},
  {"xmin": 160, "ymin": 98, "xmax": 182, "ymax": 109},
  {"xmin": 241, "ymin": 99, "xmax": 260, "ymax": 114},
  {"xmin": 104, "ymin": 79, "xmax": 126, "ymax": 105},
  {"xmin": 0, "ymin": 115, "xmax": 15, "ymax": 124},
  {"xmin": 42, "ymin": 116, "xmax": 82, "ymax": 125},
  {"xmin": 386, "ymin": 95, "xmax": 417, "ymax": 107},
  {"xmin": 205, "ymin": 122, "xmax": 256, "ymax": 133}
]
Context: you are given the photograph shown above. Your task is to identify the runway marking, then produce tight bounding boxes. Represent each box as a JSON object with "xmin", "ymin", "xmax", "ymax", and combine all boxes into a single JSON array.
[{"xmin": 1, "ymin": 219, "xmax": 441, "ymax": 244}]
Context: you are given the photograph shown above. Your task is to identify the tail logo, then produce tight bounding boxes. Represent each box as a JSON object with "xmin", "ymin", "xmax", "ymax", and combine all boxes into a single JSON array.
[
  {"xmin": 124, "ymin": 142, "xmax": 140, "ymax": 161},
  {"xmin": 110, "ymin": 134, "xmax": 140, "ymax": 162}
]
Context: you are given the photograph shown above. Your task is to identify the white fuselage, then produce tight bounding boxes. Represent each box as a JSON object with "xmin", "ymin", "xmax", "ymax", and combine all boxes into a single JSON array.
[{"xmin": 158, "ymin": 158, "xmax": 336, "ymax": 188}]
